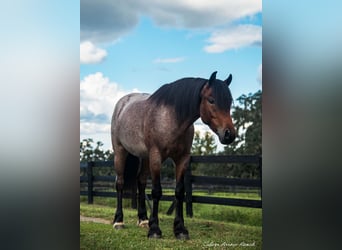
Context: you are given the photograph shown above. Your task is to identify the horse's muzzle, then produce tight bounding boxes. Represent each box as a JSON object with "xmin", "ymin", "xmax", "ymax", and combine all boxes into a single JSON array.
[{"xmin": 219, "ymin": 129, "xmax": 236, "ymax": 145}]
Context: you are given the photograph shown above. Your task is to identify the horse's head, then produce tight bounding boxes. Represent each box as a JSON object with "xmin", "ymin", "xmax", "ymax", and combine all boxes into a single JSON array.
[{"xmin": 200, "ymin": 71, "xmax": 236, "ymax": 145}]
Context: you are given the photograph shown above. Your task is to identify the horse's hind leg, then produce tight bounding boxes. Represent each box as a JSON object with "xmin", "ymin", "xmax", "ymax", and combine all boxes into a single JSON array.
[
  {"xmin": 137, "ymin": 159, "xmax": 149, "ymax": 228},
  {"xmin": 113, "ymin": 146, "xmax": 127, "ymax": 229}
]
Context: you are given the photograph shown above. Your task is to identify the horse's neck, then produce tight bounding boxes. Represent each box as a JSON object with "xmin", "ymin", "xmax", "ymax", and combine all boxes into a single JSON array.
[
  {"xmin": 179, "ymin": 114, "xmax": 200, "ymax": 133},
  {"xmin": 171, "ymin": 103, "xmax": 201, "ymax": 135},
  {"xmin": 146, "ymin": 103, "xmax": 199, "ymax": 137}
]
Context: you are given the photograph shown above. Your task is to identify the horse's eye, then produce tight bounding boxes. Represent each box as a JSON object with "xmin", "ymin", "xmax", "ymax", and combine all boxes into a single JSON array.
[{"xmin": 207, "ymin": 97, "xmax": 215, "ymax": 104}]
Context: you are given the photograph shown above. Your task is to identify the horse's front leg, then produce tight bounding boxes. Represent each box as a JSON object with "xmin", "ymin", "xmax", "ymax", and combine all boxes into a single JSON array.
[
  {"xmin": 173, "ymin": 154, "xmax": 190, "ymax": 240},
  {"xmin": 147, "ymin": 149, "xmax": 163, "ymax": 238}
]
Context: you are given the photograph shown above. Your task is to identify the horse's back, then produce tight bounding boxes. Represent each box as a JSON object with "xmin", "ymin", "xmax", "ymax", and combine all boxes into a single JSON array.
[
  {"xmin": 111, "ymin": 93, "xmax": 150, "ymax": 157},
  {"xmin": 113, "ymin": 93, "xmax": 149, "ymax": 118}
]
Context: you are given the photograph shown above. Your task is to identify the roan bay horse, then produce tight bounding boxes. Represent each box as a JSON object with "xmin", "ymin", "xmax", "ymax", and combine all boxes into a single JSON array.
[{"xmin": 111, "ymin": 71, "xmax": 236, "ymax": 239}]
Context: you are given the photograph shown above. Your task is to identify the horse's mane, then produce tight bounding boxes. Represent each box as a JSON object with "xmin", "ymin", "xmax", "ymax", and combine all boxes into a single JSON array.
[{"xmin": 148, "ymin": 77, "xmax": 232, "ymax": 123}]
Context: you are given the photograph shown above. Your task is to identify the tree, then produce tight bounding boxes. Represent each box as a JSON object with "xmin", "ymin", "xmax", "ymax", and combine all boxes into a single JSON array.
[
  {"xmin": 224, "ymin": 90, "xmax": 262, "ymax": 155},
  {"xmin": 80, "ymin": 138, "xmax": 94, "ymax": 162},
  {"xmin": 80, "ymin": 138, "xmax": 114, "ymax": 176},
  {"xmin": 222, "ymin": 90, "xmax": 262, "ymax": 178},
  {"xmin": 191, "ymin": 131, "xmax": 220, "ymax": 175},
  {"xmin": 80, "ymin": 138, "xmax": 113, "ymax": 162},
  {"xmin": 191, "ymin": 131, "xmax": 217, "ymax": 155},
  {"xmin": 80, "ymin": 138, "xmax": 113, "ymax": 167}
]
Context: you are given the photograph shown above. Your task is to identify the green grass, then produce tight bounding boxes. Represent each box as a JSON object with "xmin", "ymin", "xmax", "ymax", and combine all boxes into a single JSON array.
[
  {"xmin": 80, "ymin": 190, "xmax": 262, "ymax": 227},
  {"xmin": 80, "ymin": 196, "xmax": 262, "ymax": 249}
]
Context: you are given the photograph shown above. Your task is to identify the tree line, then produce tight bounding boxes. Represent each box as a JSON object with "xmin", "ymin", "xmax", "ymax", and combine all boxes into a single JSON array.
[{"xmin": 80, "ymin": 90, "xmax": 261, "ymax": 179}]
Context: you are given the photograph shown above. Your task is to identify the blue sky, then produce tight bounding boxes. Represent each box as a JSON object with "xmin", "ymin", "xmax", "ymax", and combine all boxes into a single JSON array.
[{"xmin": 80, "ymin": 0, "xmax": 262, "ymax": 151}]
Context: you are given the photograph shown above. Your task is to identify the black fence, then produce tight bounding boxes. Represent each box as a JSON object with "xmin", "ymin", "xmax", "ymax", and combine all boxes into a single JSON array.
[{"xmin": 80, "ymin": 155, "xmax": 262, "ymax": 217}]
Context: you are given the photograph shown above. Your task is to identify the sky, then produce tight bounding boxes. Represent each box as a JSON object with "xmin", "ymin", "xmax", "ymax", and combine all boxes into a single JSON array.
[{"xmin": 80, "ymin": 0, "xmax": 262, "ymax": 152}]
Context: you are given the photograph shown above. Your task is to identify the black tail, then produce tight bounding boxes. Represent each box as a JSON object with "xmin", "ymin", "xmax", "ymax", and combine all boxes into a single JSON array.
[{"xmin": 123, "ymin": 153, "xmax": 140, "ymax": 190}]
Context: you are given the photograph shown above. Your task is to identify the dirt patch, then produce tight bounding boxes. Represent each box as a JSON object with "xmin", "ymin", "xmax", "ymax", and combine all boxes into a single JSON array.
[{"xmin": 80, "ymin": 215, "xmax": 112, "ymax": 225}]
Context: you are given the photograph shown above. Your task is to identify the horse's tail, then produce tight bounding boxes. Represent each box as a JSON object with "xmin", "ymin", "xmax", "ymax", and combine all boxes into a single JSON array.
[{"xmin": 123, "ymin": 153, "xmax": 140, "ymax": 190}]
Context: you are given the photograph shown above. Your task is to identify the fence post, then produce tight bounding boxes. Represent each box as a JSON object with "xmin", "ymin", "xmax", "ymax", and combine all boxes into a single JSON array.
[
  {"xmin": 185, "ymin": 160, "xmax": 193, "ymax": 217},
  {"xmin": 87, "ymin": 161, "xmax": 94, "ymax": 204}
]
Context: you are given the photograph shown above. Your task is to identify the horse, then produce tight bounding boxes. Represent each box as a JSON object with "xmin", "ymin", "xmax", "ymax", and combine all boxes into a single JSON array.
[{"xmin": 111, "ymin": 71, "xmax": 236, "ymax": 239}]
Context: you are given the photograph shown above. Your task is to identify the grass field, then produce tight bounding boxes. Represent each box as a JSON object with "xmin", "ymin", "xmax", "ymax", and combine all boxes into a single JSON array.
[{"xmin": 80, "ymin": 195, "xmax": 262, "ymax": 249}]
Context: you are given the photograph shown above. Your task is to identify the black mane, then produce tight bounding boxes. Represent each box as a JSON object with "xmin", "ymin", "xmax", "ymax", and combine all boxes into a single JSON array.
[
  {"xmin": 210, "ymin": 79, "xmax": 233, "ymax": 111},
  {"xmin": 148, "ymin": 77, "xmax": 232, "ymax": 123}
]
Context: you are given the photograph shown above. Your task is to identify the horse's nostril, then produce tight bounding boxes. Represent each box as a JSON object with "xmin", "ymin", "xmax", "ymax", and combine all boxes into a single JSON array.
[{"xmin": 224, "ymin": 129, "xmax": 230, "ymax": 139}]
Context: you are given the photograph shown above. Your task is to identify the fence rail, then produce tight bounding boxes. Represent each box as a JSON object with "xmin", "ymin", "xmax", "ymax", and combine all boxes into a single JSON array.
[{"xmin": 80, "ymin": 155, "xmax": 262, "ymax": 217}]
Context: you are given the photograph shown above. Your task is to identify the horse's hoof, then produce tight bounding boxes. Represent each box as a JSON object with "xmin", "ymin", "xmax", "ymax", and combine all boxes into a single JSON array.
[
  {"xmin": 176, "ymin": 233, "xmax": 190, "ymax": 240},
  {"xmin": 113, "ymin": 222, "xmax": 125, "ymax": 230},
  {"xmin": 148, "ymin": 225, "xmax": 162, "ymax": 238},
  {"xmin": 137, "ymin": 219, "xmax": 149, "ymax": 228},
  {"xmin": 148, "ymin": 233, "xmax": 162, "ymax": 239}
]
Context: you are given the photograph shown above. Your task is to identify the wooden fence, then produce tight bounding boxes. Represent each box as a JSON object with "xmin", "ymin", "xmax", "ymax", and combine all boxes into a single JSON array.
[{"xmin": 80, "ymin": 155, "xmax": 262, "ymax": 217}]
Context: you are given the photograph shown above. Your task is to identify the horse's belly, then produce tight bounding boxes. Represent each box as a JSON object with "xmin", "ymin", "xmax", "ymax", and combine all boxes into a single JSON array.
[{"xmin": 121, "ymin": 137, "xmax": 149, "ymax": 158}]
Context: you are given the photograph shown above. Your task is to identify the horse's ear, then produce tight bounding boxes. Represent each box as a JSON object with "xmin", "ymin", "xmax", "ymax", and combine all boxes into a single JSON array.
[
  {"xmin": 225, "ymin": 74, "xmax": 232, "ymax": 86},
  {"xmin": 208, "ymin": 71, "xmax": 217, "ymax": 85}
]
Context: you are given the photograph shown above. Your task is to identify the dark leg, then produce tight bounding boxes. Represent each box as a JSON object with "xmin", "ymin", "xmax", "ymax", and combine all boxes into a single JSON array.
[
  {"xmin": 148, "ymin": 181, "xmax": 162, "ymax": 238},
  {"xmin": 137, "ymin": 159, "xmax": 149, "ymax": 227},
  {"xmin": 113, "ymin": 147, "xmax": 127, "ymax": 229},
  {"xmin": 174, "ymin": 176, "xmax": 189, "ymax": 239},
  {"xmin": 173, "ymin": 155, "xmax": 190, "ymax": 239},
  {"xmin": 113, "ymin": 180, "xmax": 124, "ymax": 229},
  {"xmin": 147, "ymin": 150, "xmax": 163, "ymax": 238}
]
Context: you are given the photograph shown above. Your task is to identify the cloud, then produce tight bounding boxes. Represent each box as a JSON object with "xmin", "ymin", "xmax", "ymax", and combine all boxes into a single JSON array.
[
  {"xmin": 204, "ymin": 25, "xmax": 262, "ymax": 53},
  {"xmin": 143, "ymin": 0, "xmax": 261, "ymax": 29},
  {"xmin": 80, "ymin": 108, "xmax": 109, "ymax": 124},
  {"xmin": 80, "ymin": 122, "xmax": 111, "ymax": 135},
  {"xmin": 81, "ymin": 0, "xmax": 261, "ymax": 44},
  {"xmin": 80, "ymin": 41, "xmax": 107, "ymax": 64},
  {"xmin": 153, "ymin": 57, "xmax": 185, "ymax": 64},
  {"xmin": 80, "ymin": 72, "xmax": 138, "ymax": 135},
  {"xmin": 257, "ymin": 64, "xmax": 262, "ymax": 84},
  {"xmin": 81, "ymin": 0, "xmax": 139, "ymax": 43}
]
